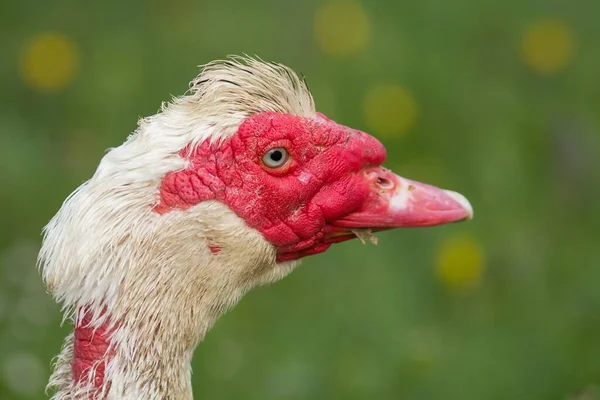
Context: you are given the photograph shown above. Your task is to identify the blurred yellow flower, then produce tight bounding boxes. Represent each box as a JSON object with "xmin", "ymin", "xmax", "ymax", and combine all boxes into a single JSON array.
[
  {"xmin": 314, "ymin": 1, "xmax": 370, "ymax": 57},
  {"xmin": 521, "ymin": 19, "xmax": 575, "ymax": 75},
  {"xmin": 20, "ymin": 32, "xmax": 79, "ymax": 92},
  {"xmin": 435, "ymin": 235, "xmax": 484, "ymax": 292},
  {"xmin": 364, "ymin": 84, "xmax": 418, "ymax": 138}
]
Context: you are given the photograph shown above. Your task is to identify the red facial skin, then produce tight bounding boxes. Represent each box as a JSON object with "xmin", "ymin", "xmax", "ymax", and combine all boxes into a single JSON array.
[{"xmin": 156, "ymin": 112, "xmax": 386, "ymax": 261}]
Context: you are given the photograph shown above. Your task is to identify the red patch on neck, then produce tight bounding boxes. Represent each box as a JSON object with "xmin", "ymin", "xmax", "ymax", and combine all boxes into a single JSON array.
[
  {"xmin": 208, "ymin": 242, "xmax": 221, "ymax": 254},
  {"xmin": 73, "ymin": 309, "xmax": 114, "ymax": 395}
]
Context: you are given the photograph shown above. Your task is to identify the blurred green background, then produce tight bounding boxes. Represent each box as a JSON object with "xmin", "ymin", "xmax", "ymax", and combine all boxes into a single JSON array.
[{"xmin": 1, "ymin": 0, "xmax": 600, "ymax": 398}]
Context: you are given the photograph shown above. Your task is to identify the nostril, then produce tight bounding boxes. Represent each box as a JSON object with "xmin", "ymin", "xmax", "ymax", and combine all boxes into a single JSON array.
[
  {"xmin": 364, "ymin": 167, "xmax": 396, "ymax": 190},
  {"xmin": 375, "ymin": 177, "xmax": 394, "ymax": 190}
]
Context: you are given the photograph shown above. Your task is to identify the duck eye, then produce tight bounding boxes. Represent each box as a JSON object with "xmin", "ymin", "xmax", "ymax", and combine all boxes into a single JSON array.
[{"xmin": 262, "ymin": 148, "xmax": 289, "ymax": 168}]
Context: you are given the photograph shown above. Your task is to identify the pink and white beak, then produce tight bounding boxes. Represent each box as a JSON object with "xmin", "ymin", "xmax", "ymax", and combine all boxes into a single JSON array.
[{"xmin": 333, "ymin": 166, "xmax": 473, "ymax": 230}]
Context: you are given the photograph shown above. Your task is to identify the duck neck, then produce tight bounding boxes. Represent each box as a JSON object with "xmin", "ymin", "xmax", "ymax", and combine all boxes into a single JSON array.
[
  {"xmin": 45, "ymin": 203, "xmax": 299, "ymax": 399},
  {"xmin": 52, "ymin": 301, "xmax": 213, "ymax": 400},
  {"xmin": 51, "ymin": 258, "xmax": 297, "ymax": 399},
  {"xmin": 50, "ymin": 256, "xmax": 246, "ymax": 399}
]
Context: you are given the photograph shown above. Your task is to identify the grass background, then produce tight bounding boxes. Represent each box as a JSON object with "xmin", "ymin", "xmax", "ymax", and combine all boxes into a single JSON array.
[{"xmin": 1, "ymin": 0, "xmax": 599, "ymax": 398}]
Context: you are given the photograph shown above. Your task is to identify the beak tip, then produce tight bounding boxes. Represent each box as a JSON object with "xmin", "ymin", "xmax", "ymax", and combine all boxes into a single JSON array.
[{"xmin": 444, "ymin": 190, "xmax": 474, "ymax": 220}]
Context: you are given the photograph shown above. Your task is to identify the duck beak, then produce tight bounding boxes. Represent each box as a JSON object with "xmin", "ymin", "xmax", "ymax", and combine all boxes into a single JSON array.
[{"xmin": 332, "ymin": 166, "xmax": 473, "ymax": 230}]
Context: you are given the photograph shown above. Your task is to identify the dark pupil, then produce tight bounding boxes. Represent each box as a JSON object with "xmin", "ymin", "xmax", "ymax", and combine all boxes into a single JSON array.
[{"xmin": 270, "ymin": 150, "xmax": 283, "ymax": 162}]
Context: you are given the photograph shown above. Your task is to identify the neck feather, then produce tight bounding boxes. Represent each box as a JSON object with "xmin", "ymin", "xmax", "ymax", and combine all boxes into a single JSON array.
[
  {"xmin": 44, "ymin": 202, "xmax": 299, "ymax": 399},
  {"xmin": 50, "ymin": 307, "xmax": 199, "ymax": 399}
]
